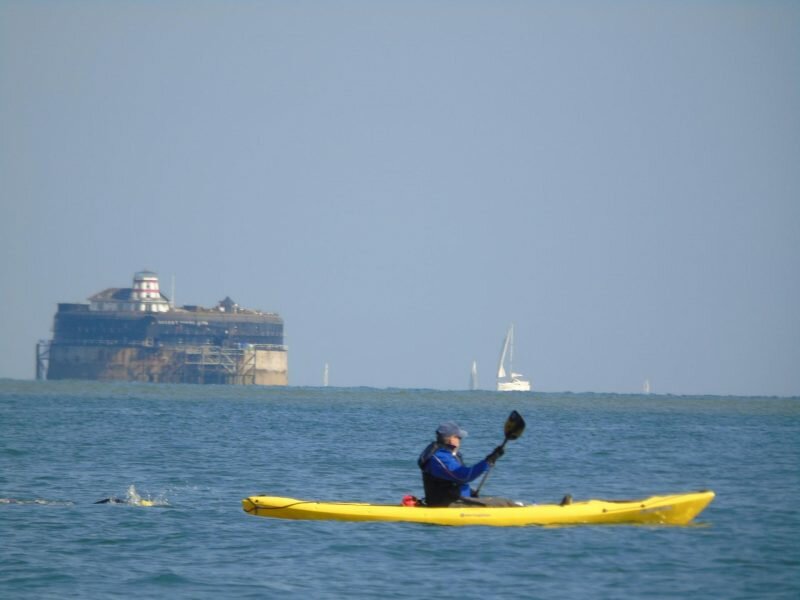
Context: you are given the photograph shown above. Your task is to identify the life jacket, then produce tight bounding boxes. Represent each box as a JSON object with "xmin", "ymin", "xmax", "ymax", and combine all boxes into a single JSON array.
[{"xmin": 417, "ymin": 442, "xmax": 464, "ymax": 507}]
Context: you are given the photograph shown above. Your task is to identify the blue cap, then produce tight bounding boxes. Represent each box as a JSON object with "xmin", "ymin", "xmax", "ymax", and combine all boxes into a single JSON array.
[{"xmin": 436, "ymin": 422, "xmax": 468, "ymax": 439}]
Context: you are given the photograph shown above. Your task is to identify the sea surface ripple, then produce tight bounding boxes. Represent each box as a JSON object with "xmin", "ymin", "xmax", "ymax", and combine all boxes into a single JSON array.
[{"xmin": 1, "ymin": 380, "xmax": 799, "ymax": 599}]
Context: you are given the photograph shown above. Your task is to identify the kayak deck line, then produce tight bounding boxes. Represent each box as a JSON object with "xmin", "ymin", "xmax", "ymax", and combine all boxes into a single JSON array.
[
  {"xmin": 242, "ymin": 490, "xmax": 715, "ymax": 527},
  {"xmin": 242, "ymin": 499, "xmax": 378, "ymax": 513}
]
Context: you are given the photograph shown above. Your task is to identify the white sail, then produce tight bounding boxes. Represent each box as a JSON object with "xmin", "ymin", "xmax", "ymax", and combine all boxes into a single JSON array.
[
  {"xmin": 496, "ymin": 324, "xmax": 531, "ymax": 392},
  {"xmin": 470, "ymin": 360, "xmax": 479, "ymax": 390},
  {"xmin": 497, "ymin": 329, "xmax": 510, "ymax": 379},
  {"xmin": 323, "ymin": 363, "xmax": 329, "ymax": 387}
]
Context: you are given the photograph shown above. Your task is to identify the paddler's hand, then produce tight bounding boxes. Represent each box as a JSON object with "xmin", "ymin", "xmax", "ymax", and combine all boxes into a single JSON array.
[{"xmin": 485, "ymin": 445, "xmax": 505, "ymax": 465}]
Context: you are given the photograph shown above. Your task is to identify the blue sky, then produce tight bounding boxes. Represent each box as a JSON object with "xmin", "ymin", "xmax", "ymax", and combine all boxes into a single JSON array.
[{"xmin": 1, "ymin": 1, "xmax": 798, "ymax": 395}]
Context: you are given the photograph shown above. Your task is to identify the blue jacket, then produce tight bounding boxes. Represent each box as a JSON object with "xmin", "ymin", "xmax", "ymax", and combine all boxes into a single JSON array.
[{"xmin": 418, "ymin": 442, "xmax": 491, "ymax": 504}]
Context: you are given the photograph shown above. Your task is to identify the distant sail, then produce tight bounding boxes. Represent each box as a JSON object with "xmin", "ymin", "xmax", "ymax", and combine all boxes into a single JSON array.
[
  {"xmin": 643, "ymin": 378, "xmax": 651, "ymax": 394},
  {"xmin": 470, "ymin": 360, "xmax": 479, "ymax": 390},
  {"xmin": 497, "ymin": 329, "xmax": 510, "ymax": 379},
  {"xmin": 323, "ymin": 363, "xmax": 329, "ymax": 387}
]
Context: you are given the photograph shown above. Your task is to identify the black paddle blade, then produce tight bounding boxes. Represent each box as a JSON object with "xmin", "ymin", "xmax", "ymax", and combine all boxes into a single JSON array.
[{"xmin": 504, "ymin": 410, "xmax": 525, "ymax": 440}]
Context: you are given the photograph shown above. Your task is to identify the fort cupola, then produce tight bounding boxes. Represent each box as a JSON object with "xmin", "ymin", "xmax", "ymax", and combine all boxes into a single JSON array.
[{"xmin": 132, "ymin": 271, "xmax": 170, "ymax": 312}]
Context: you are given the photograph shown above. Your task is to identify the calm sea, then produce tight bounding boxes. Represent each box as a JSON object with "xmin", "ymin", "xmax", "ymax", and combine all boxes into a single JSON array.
[{"xmin": 1, "ymin": 380, "xmax": 798, "ymax": 599}]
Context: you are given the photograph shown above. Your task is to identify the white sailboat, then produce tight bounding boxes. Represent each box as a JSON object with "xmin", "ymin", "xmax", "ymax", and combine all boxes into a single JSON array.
[
  {"xmin": 496, "ymin": 324, "xmax": 531, "ymax": 392},
  {"xmin": 469, "ymin": 360, "xmax": 479, "ymax": 390},
  {"xmin": 323, "ymin": 363, "xmax": 329, "ymax": 387}
]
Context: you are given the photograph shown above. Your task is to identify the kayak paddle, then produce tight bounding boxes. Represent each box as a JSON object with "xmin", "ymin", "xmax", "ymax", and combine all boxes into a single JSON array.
[{"xmin": 474, "ymin": 410, "xmax": 525, "ymax": 497}]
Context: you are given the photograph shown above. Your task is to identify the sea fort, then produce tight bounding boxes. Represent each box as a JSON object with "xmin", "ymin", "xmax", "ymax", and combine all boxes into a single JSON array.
[{"xmin": 36, "ymin": 271, "xmax": 287, "ymax": 385}]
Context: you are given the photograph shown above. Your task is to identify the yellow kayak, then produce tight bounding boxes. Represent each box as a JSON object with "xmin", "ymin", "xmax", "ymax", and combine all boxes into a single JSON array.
[{"xmin": 242, "ymin": 490, "xmax": 714, "ymax": 527}]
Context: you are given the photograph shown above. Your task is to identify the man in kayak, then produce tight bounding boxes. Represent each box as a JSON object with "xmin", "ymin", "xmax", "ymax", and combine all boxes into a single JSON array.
[{"xmin": 417, "ymin": 421, "xmax": 519, "ymax": 507}]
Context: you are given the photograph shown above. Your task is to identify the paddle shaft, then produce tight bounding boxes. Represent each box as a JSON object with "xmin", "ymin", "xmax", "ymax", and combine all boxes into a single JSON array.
[{"xmin": 473, "ymin": 437, "xmax": 509, "ymax": 497}]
